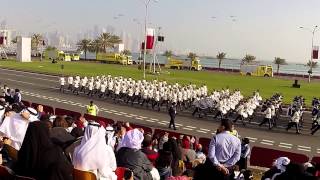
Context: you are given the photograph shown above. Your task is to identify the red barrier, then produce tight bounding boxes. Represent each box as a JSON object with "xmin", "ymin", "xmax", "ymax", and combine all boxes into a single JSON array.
[
  {"xmin": 84, "ymin": 114, "xmax": 114, "ymax": 126},
  {"xmin": 311, "ymin": 157, "xmax": 320, "ymax": 164},
  {"xmin": 153, "ymin": 128, "xmax": 191, "ymax": 139},
  {"xmin": 130, "ymin": 124, "xmax": 152, "ymax": 135},
  {"xmin": 198, "ymin": 137, "xmax": 211, "ymax": 155},
  {"xmin": 55, "ymin": 108, "xmax": 82, "ymax": 120},
  {"xmin": 31, "ymin": 103, "xmax": 54, "ymax": 115},
  {"xmin": 21, "ymin": 100, "xmax": 31, "ymax": 107},
  {"xmin": 250, "ymin": 146, "xmax": 309, "ymax": 168}
]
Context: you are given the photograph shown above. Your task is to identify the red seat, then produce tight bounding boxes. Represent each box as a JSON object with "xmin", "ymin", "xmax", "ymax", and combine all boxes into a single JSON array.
[
  {"xmin": 198, "ymin": 137, "xmax": 211, "ymax": 155},
  {"xmin": 250, "ymin": 146, "xmax": 309, "ymax": 168},
  {"xmin": 31, "ymin": 103, "xmax": 54, "ymax": 115},
  {"xmin": 115, "ymin": 167, "xmax": 128, "ymax": 180},
  {"xmin": 55, "ymin": 108, "xmax": 82, "ymax": 119},
  {"xmin": 21, "ymin": 100, "xmax": 31, "ymax": 107}
]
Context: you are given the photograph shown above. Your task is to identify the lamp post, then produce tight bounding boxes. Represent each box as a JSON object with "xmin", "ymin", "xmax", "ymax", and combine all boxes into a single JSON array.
[{"xmin": 300, "ymin": 25, "xmax": 318, "ymax": 82}]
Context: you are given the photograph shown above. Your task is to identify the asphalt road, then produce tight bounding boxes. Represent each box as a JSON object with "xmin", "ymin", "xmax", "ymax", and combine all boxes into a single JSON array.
[{"xmin": 0, "ymin": 68, "xmax": 319, "ymax": 157}]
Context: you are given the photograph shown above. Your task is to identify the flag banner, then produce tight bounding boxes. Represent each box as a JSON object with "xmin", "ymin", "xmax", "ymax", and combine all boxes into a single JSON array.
[
  {"xmin": 146, "ymin": 28, "xmax": 155, "ymax": 49},
  {"xmin": 313, "ymin": 46, "xmax": 319, "ymax": 59}
]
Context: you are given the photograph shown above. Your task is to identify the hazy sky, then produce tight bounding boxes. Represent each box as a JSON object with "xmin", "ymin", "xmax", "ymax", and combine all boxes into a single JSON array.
[{"xmin": 2, "ymin": 0, "xmax": 320, "ymax": 62}]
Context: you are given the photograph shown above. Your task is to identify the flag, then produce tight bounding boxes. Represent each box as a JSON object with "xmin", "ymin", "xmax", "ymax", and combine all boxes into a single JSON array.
[
  {"xmin": 312, "ymin": 46, "xmax": 319, "ymax": 59},
  {"xmin": 146, "ymin": 28, "xmax": 155, "ymax": 49}
]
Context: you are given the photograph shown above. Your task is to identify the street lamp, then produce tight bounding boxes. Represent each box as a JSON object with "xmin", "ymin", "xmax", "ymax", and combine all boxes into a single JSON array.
[{"xmin": 300, "ymin": 25, "xmax": 318, "ymax": 82}]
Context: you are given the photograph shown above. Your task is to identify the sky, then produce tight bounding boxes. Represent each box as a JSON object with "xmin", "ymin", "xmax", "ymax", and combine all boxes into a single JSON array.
[{"xmin": 2, "ymin": 0, "xmax": 320, "ymax": 62}]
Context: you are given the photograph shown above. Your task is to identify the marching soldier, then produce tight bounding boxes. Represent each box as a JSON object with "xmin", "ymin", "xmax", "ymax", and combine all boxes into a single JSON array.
[
  {"xmin": 286, "ymin": 108, "xmax": 301, "ymax": 134},
  {"xmin": 67, "ymin": 76, "xmax": 73, "ymax": 91},
  {"xmin": 259, "ymin": 102, "xmax": 273, "ymax": 130},
  {"xmin": 59, "ymin": 76, "xmax": 65, "ymax": 93}
]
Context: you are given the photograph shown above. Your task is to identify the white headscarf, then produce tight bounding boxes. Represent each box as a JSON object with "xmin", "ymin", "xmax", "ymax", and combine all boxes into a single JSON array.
[
  {"xmin": 118, "ymin": 129, "xmax": 144, "ymax": 150},
  {"xmin": 0, "ymin": 112, "xmax": 30, "ymax": 150},
  {"xmin": 106, "ymin": 126, "xmax": 115, "ymax": 148},
  {"xmin": 73, "ymin": 123, "xmax": 117, "ymax": 180},
  {"xmin": 24, "ymin": 107, "xmax": 39, "ymax": 122},
  {"xmin": 0, "ymin": 104, "xmax": 5, "ymax": 124},
  {"xmin": 273, "ymin": 157, "xmax": 290, "ymax": 173}
]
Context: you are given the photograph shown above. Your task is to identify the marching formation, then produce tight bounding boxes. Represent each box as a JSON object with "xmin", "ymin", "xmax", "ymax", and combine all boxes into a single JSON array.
[
  {"xmin": 59, "ymin": 75, "xmax": 208, "ymax": 111},
  {"xmin": 58, "ymin": 75, "xmax": 320, "ymax": 135}
]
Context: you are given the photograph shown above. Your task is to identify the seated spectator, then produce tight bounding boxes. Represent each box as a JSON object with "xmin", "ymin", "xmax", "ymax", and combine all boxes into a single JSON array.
[
  {"xmin": 181, "ymin": 135, "xmax": 196, "ymax": 163},
  {"xmin": 74, "ymin": 116, "xmax": 87, "ymax": 130},
  {"xmin": 73, "ymin": 122, "xmax": 117, "ymax": 180},
  {"xmin": 195, "ymin": 144, "xmax": 206, "ymax": 164},
  {"xmin": 273, "ymin": 162, "xmax": 316, "ymax": 180},
  {"xmin": 13, "ymin": 121, "xmax": 73, "ymax": 180},
  {"xmin": 166, "ymin": 138, "xmax": 183, "ymax": 176},
  {"xmin": 142, "ymin": 133, "xmax": 159, "ymax": 165},
  {"xmin": 106, "ymin": 126, "xmax": 116, "ymax": 149},
  {"xmin": 237, "ymin": 138, "xmax": 251, "ymax": 170},
  {"xmin": 261, "ymin": 157, "xmax": 290, "ymax": 180},
  {"xmin": 116, "ymin": 129, "xmax": 160, "ymax": 180},
  {"xmin": 124, "ymin": 169, "xmax": 134, "ymax": 180},
  {"xmin": 156, "ymin": 142, "xmax": 173, "ymax": 180},
  {"xmin": 37, "ymin": 105, "xmax": 47, "ymax": 119},
  {"xmin": 167, "ymin": 164, "xmax": 192, "ymax": 180},
  {"xmin": 70, "ymin": 127, "xmax": 84, "ymax": 139},
  {"xmin": 50, "ymin": 116, "xmax": 75, "ymax": 147},
  {"xmin": 158, "ymin": 132, "xmax": 169, "ymax": 150},
  {"xmin": 0, "ymin": 107, "xmax": 39, "ymax": 150}
]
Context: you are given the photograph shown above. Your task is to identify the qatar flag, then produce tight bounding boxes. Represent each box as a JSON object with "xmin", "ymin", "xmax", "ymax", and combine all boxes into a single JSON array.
[
  {"xmin": 146, "ymin": 28, "xmax": 155, "ymax": 49},
  {"xmin": 313, "ymin": 46, "xmax": 319, "ymax": 60}
]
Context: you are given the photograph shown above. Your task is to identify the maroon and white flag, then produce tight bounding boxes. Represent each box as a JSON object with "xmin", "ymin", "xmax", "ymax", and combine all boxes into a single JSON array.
[
  {"xmin": 146, "ymin": 28, "xmax": 155, "ymax": 50},
  {"xmin": 312, "ymin": 46, "xmax": 319, "ymax": 60}
]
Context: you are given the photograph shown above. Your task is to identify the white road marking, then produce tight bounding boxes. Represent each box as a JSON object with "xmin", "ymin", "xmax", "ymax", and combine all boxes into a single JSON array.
[
  {"xmin": 297, "ymin": 148, "xmax": 311, "ymax": 152},
  {"xmin": 150, "ymin": 118, "xmax": 159, "ymax": 121},
  {"xmin": 186, "ymin": 126, "xmax": 196, "ymax": 129},
  {"xmin": 260, "ymin": 142, "xmax": 274, "ymax": 146},
  {"xmin": 200, "ymin": 128, "xmax": 210, "ymax": 131},
  {"xmin": 146, "ymin": 120, "xmax": 156, "ymax": 123},
  {"xmin": 124, "ymin": 115, "xmax": 133, "ymax": 117},
  {"xmin": 298, "ymin": 145, "xmax": 311, "ymax": 149},
  {"xmin": 176, "ymin": 123, "xmax": 183, "ymax": 126},
  {"xmin": 135, "ymin": 117, "xmax": 144, "ymax": 120},
  {"xmin": 196, "ymin": 130, "xmax": 208, "ymax": 134},
  {"xmin": 280, "ymin": 142, "xmax": 293, "ymax": 146},
  {"xmin": 157, "ymin": 122, "xmax": 167, "ymax": 125},
  {"xmin": 0, "ymin": 72, "xmax": 57, "ymax": 82},
  {"xmin": 279, "ymin": 145, "xmax": 292, "ymax": 149},
  {"xmin": 246, "ymin": 137, "xmax": 258, "ymax": 141},
  {"xmin": 7, "ymin": 78, "xmax": 35, "ymax": 85},
  {"xmin": 129, "ymin": 114, "xmax": 137, "ymax": 117},
  {"xmin": 183, "ymin": 127, "xmax": 194, "ymax": 131},
  {"xmin": 262, "ymin": 139, "xmax": 274, "ymax": 143},
  {"xmin": 0, "ymin": 68, "xmax": 57, "ymax": 78}
]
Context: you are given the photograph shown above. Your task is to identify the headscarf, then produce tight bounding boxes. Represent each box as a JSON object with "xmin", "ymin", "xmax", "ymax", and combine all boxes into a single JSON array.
[
  {"xmin": 0, "ymin": 112, "xmax": 29, "ymax": 150},
  {"xmin": 182, "ymin": 136, "xmax": 190, "ymax": 149},
  {"xmin": 273, "ymin": 157, "xmax": 290, "ymax": 173},
  {"xmin": 24, "ymin": 107, "xmax": 39, "ymax": 122},
  {"xmin": 73, "ymin": 122, "xmax": 117, "ymax": 180},
  {"xmin": 14, "ymin": 121, "xmax": 73, "ymax": 180},
  {"xmin": 119, "ymin": 129, "xmax": 144, "ymax": 150}
]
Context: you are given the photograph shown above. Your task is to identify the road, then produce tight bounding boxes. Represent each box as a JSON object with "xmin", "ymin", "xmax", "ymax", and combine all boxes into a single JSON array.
[{"xmin": 0, "ymin": 68, "xmax": 319, "ymax": 156}]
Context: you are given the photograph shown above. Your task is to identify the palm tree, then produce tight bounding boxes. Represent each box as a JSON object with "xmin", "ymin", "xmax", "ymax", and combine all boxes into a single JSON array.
[
  {"xmin": 77, "ymin": 39, "xmax": 91, "ymax": 60},
  {"xmin": 122, "ymin": 49, "xmax": 131, "ymax": 55},
  {"xmin": 273, "ymin": 57, "xmax": 287, "ymax": 74},
  {"xmin": 216, "ymin": 52, "xmax": 226, "ymax": 69},
  {"xmin": 89, "ymin": 39, "xmax": 102, "ymax": 54},
  {"xmin": 163, "ymin": 50, "xmax": 173, "ymax": 58},
  {"xmin": 98, "ymin": 33, "xmax": 122, "ymax": 52},
  {"xmin": 188, "ymin": 52, "xmax": 197, "ymax": 60},
  {"xmin": 242, "ymin": 54, "xmax": 256, "ymax": 64},
  {"xmin": 307, "ymin": 61, "xmax": 318, "ymax": 69}
]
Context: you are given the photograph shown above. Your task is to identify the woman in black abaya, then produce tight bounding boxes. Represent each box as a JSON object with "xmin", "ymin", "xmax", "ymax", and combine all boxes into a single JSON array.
[{"xmin": 13, "ymin": 121, "xmax": 73, "ymax": 180}]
